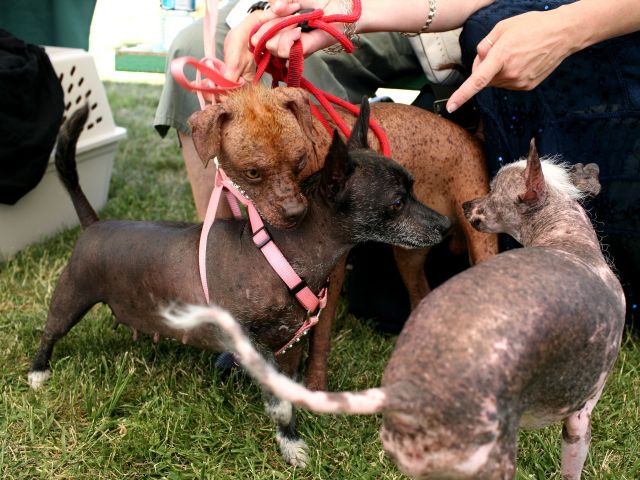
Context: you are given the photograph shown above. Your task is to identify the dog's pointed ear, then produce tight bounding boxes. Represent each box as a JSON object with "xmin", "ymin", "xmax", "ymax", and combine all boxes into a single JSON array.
[
  {"xmin": 518, "ymin": 138, "xmax": 547, "ymax": 204},
  {"xmin": 347, "ymin": 97, "xmax": 370, "ymax": 150},
  {"xmin": 321, "ymin": 130, "xmax": 351, "ymax": 199},
  {"xmin": 273, "ymin": 87, "xmax": 314, "ymax": 139},
  {"xmin": 569, "ymin": 162, "xmax": 601, "ymax": 197},
  {"xmin": 188, "ymin": 104, "xmax": 228, "ymax": 167}
]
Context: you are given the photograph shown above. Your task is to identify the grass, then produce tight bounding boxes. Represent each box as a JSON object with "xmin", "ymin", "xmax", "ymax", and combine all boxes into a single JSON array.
[{"xmin": 1, "ymin": 81, "xmax": 639, "ymax": 479}]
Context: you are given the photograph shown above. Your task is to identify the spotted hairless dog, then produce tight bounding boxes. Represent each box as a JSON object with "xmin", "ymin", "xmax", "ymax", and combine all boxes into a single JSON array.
[
  {"xmin": 188, "ymin": 85, "xmax": 498, "ymax": 389},
  {"xmin": 169, "ymin": 140, "xmax": 625, "ymax": 479}
]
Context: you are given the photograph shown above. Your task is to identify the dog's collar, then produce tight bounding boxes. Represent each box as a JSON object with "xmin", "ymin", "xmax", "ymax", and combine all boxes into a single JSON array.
[
  {"xmin": 275, "ymin": 286, "xmax": 327, "ymax": 356},
  {"xmin": 198, "ymin": 159, "xmax": 326, "ymax": 355}
]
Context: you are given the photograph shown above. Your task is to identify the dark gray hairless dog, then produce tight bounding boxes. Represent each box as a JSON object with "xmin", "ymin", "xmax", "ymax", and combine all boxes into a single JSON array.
[
  {"xmin": 168, "ymin": 140, "xmax": 625, "ymax": 479},
  {"xmin": 28, "ymin": 101, "xmax": 450, "ymax": 467}
]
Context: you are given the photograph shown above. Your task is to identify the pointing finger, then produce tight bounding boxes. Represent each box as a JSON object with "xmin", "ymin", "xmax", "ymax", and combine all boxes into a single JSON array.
[{"xmin": 446, "ymin": 53, "xmax": 503, "ymax": 113}]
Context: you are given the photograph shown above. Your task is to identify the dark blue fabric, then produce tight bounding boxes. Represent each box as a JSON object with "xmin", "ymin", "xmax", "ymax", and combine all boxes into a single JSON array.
[{"xmin": 460, "ymin": 1, "xmax": 640, "ymax": 321}]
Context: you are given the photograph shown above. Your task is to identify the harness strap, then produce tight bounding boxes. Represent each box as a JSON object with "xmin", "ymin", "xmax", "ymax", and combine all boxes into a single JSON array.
[{"xmin": 199, "ymin": 164, "xmax": 323, "ymax": 316}]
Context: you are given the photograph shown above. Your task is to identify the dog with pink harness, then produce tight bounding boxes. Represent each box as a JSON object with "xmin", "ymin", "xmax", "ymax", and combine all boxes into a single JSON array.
[{"xmin": 28, "ymin": 100, "xmax": 450, "ymax": 467}]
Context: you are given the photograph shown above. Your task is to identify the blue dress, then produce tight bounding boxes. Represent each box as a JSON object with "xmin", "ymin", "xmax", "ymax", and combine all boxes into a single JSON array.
[{"xmin": 460, "ymin": 0, "xmax": 640, "ymax": 321}]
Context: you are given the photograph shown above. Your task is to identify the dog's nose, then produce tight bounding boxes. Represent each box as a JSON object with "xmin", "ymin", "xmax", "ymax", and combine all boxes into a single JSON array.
[
  {"xmin": 462, "ymin": 200, "xmax": 475, "ymax": 217},
  {"xmin": 281, "ymin": 201, "xmax": 307, "ymax": 225}
]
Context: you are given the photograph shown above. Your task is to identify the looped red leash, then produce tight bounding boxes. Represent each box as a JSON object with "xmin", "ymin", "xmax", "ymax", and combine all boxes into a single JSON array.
[
  {"xmin": 169, "ymin": 0, "xmax": 244, "ymax": 109},
  {"xmin": 171, "ymin": 56, "xmax": 244, "ymax": 109},
  {"xmin": 249, "ymin": 0, "xmax": 391, "ymax": 156}
]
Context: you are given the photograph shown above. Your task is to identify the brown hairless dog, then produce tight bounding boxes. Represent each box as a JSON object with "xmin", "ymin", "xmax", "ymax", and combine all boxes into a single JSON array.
[{"xmin": 188, "ymin": 85, "xmax": 498, "ymax": 389}]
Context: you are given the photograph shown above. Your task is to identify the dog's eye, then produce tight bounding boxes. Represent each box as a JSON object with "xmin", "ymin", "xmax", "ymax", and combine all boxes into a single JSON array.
[
  {"xmin": 244, "ymin": 168, "xmax": 260, "ymax": 180},
  {"xmin": 389, "ymin": 198, "xmax": 404, "ymax": 212}
]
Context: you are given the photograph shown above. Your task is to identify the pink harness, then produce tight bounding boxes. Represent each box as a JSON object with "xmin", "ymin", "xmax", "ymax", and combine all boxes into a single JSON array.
[{"xmin": 200, "ymin": 159, "xmax": 328, "ymax": 355}]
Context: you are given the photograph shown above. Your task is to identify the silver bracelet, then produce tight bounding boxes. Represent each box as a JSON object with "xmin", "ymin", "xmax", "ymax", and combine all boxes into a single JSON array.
[
  {"xmin": 323, "ymin": 0, "xmax": 360, "ymax": 55},
  {"xmin": 401, "ymin": 0, "xmax": 438, "ymax": 37}
]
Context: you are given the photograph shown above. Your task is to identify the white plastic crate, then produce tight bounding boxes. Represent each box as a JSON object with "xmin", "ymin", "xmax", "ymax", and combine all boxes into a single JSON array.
[{"xmin": 0, "ymin": 47, "xmax": 126, "ymax": 258}]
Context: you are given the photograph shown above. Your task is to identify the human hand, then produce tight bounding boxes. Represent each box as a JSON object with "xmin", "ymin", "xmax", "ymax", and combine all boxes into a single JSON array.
[
  {"xmin": 447, "ymin": 9, "xmax": 579, "ymax": 113},
  {"xmin": 223, "ymin": 9, "xmax": 278, "ymax": 82},
  {"xmin": 251, "ymin": 0, "xmax": 343, "ymax": 58}
]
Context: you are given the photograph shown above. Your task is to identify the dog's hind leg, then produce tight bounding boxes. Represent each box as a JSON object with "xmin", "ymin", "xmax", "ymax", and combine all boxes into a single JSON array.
[
  {"xmin": 561, "ymin": 387, "xmax": 603, "ymax": 480},
  {"xmin": 28, "ymin": 268, "xmax": 95, "ymax": 389},
  {"xmin": 393, "ymin": 246, "xmax": 431, "ymax": 310}
]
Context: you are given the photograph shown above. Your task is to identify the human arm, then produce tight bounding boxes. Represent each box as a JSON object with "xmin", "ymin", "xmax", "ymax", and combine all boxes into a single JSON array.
[
  {"xmin": 446, "ymin": 0, "xmax": 640, "ymax": 112},
  {"xmin": 252, "ymin": 0, "xmax": 494, "ymax": 58}
]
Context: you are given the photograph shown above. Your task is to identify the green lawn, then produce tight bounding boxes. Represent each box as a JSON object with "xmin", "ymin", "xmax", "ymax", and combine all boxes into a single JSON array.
[{"xmin": 1, "ymin": 82, "xmax": 639, "ymax": 479}]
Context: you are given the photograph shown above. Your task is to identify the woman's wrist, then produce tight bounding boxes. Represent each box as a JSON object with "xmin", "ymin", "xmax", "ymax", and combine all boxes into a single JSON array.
[
  {"xmin": 553, "ymin": 3, "xmax": 595, "ymax": 53},
  {"xmin": 356, "ymin": 0, "xmax": 494, "ymax": 35}
]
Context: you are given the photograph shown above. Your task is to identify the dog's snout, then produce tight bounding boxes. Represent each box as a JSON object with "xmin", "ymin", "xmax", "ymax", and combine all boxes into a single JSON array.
[
  {"xmin": 281, "ymin": 200, "xmax": 307, "ymax": 226},
  {"xmin": 462, "ymin": 200, "xmax": 476, "ymax": 217}
]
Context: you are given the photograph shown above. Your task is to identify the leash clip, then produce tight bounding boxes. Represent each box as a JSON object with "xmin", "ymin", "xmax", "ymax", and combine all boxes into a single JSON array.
[{"xmin": 295, "ymin": 8, "xmax": 317, "ymax": 32}]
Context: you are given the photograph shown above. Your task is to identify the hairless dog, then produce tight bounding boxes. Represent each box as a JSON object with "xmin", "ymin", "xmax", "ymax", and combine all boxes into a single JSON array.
[
  {"xmin": 168, "ymin": 140, "xmax": 625, "ymax": 479},
  {"xmin": 29, "ymin": 101, "xmax": 450, "ymax": 468}
]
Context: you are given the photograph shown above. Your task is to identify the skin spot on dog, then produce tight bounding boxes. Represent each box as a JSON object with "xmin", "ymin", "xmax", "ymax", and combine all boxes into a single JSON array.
[
  {"xmin": 455, "ymin": 440, "xmax": 497, "ymax": 476},
  {"xmin": 562, "ymin": 424, "xmax": 581, "ymax": 444}
]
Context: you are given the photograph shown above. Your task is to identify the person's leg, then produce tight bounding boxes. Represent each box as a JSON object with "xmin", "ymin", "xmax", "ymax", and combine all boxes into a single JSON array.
[
  {"xmin": 155, "ymin": 1, "xmax": 235, "ymax": 218},
  {"xmin": 303, "ymin": 32, "xmax": 422, "ymax": 102}
]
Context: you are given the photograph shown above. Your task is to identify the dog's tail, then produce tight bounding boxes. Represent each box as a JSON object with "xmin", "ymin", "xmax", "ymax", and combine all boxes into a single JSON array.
[
  {"xmin": 55, "ymin": 104, "xmax": 99, "ymax": 228},
  {"xmin": 164, "ymin": 305, "xmax": 388, "ymax": 415}
]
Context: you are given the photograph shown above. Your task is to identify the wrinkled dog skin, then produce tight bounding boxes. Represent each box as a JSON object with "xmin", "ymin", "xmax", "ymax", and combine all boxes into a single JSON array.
[
  {"xmin": 188, "ymin": 85, "xmax": 499, "ymax": 389},
  {"xmin": 171, "ymin": 140, "xmax": 625, "ymax": 479},
  {"xmin": 29, "ymin": 102, "xmax": 450, "ymax": 468}
]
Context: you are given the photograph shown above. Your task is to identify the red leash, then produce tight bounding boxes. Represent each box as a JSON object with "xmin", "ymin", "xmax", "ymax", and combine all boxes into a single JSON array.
[{"xmin": 249, "ymin": 0, "xmax": 391, "ymax": 156}]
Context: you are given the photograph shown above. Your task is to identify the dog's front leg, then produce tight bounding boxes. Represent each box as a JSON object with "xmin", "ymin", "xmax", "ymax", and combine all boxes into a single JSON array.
[
  {"xmin": 264, "ymin": 344, "xmax": 308, "ymax": 467},
  {"xmin": 305, "ymin": 254, "xmax": 347, "ymax": 390}
]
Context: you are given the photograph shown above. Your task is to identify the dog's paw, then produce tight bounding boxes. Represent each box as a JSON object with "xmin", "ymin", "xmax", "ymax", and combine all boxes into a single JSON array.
[
  {"xmin": 277, "ymin": 433, "xmax": 309, "ymax": 468},
  {"xmin": 27, "ymin": 370, "xmax": 51, "ymax": 390}
]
